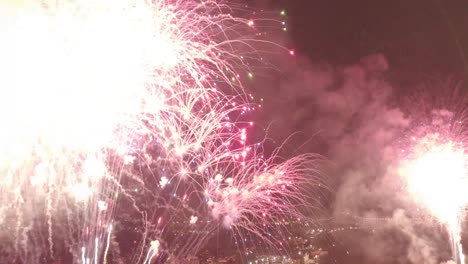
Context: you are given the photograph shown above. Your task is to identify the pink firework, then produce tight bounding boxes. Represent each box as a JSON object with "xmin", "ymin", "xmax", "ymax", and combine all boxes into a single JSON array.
[
  {"xmin": 204, "ymin": 153, "xmax": 322, "ymax": 241},
  {"xmin": 399, "ymin": 87, "xmax": 468, "ymax": 264},
  {"xmin": 0, "ymin": 0, "xmax": 320, "ymax": 263}
]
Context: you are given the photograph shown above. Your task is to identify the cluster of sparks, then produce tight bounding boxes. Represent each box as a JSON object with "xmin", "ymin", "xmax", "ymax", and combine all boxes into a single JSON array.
[
  {"xmin": 399, "ymin": 110, "xmax": 468, "ymax": 263},
  {"xmin": 9, "ymin": 0, "xmax": 468, "ymax": 263},
  {"xmin": 0, "ymin": 0, "xmax": 315, "ymax": 263}
]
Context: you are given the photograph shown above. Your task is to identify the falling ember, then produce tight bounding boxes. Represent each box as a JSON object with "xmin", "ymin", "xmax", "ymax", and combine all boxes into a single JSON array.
[
  {"xmin": 400, "ymin": 134, "xmax": 468, "ymax": 263},
  {"xmin": 143, "ymin": 240, "xmax": 160, "ymax": 264},
  {"xmin": 159, "ymin": 176, "xmax": 169, "ymax": 188},
  {"xmin": 98, "ymin": 200, "xmax": 108, "ymax": 211}
]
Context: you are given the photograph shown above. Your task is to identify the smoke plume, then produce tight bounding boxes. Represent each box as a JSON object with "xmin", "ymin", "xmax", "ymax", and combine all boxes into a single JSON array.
[{"xmin": 255, "ymin": 53, "xmax": 458, "ymax": 263}]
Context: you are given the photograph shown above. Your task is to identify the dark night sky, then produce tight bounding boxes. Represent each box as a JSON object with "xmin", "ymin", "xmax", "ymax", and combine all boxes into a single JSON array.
[{"xmin": 281, "ymin": 0, "xmax": 468, "ymax": 80}]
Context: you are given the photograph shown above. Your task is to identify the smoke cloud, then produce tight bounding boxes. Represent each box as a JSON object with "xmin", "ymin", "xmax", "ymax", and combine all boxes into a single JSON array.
[{"xmin": 255, "ymin": 52, "xmax": 459, "ymax": 263}]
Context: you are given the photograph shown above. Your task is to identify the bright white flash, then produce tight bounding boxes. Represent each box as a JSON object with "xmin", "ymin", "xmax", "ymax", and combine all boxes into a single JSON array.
[
  {"xmin": 402, "ymin": 140, "xmax": 468, "ymax": 225},
  {"xmin": 400, "ymin": 135, "xmax": 468, "ymax": 264}
]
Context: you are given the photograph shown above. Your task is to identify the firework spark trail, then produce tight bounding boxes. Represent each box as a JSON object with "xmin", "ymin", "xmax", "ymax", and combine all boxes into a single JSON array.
[
  {"xmin": 0, "ymin": 0, "xmax": 320, "ymax": 263},
  {"xmin": 399, "ymin": 110, "xmax": 468, "ymax": 264},
  {"xmin": 204, "ymin": 153, "xmax": 321, "ymax": 229},
  {"xmin": 0, "ymin": 0, "xmax": 250, "ymax": 261}
]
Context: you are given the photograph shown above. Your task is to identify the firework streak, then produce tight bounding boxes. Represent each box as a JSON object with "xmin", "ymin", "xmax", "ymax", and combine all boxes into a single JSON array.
[{"xmin": 0, "ymin": 1, "xmax": 320, "ymax": 263}]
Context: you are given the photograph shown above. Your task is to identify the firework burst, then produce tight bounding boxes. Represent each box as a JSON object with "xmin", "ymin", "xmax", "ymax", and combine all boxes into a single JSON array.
[
  {"xmin": 0, "ymin": 0, "xmax": 320, "ymax": 263},
  {"xmin": 399, "ymin": 83, "xmax": 468, "ymax": 264}
]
